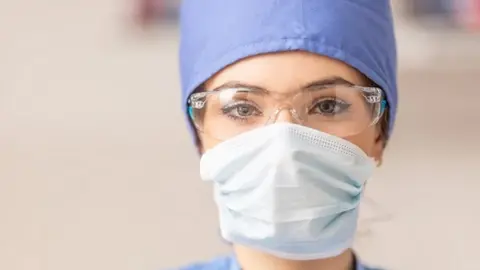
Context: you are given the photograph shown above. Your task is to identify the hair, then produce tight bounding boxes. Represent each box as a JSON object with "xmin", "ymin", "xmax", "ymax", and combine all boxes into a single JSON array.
[{"xmin": 378, "ymin": 107, "xmax": 390, "ymax": 148}]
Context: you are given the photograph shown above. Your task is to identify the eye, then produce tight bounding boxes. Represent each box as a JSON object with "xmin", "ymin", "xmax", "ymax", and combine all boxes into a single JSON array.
[
  {"xmin": 221, "ymin": 101, "xmax": 262, "ymax": 120},
  {"xmin": 310, "ymin": 98, "xmax": 351, "ymax": 115}
]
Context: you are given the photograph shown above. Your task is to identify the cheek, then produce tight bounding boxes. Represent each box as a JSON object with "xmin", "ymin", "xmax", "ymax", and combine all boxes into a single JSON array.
[
  {"xmin": 198, "ymin": 133, "xmax": 220, "ymax": 153},
  {"xmin": 343, "ymin": 127, "xmax": 378, "ymax": 156}
]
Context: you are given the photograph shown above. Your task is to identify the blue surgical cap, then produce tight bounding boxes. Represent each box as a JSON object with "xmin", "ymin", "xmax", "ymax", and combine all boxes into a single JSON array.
[{"xmin": 179, "ymin": 0, "xmax": 398, "ymax": 137}]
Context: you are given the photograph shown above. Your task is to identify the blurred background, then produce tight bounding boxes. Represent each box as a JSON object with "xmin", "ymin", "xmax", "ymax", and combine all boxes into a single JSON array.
[{"xmin": 0, "ymin": 0, "xmax": 479, "ymax": 269}]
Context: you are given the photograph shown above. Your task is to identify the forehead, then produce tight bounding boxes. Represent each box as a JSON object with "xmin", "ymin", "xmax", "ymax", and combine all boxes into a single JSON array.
[{"xmin": 205, "ymin": 51, "xmax": 368, "ymax": 92}]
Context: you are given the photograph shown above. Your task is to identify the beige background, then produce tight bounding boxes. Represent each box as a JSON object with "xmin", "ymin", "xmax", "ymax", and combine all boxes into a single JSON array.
[{"xmin": 1, "ymin": 1, "xmax": 479, "ymax": 270}]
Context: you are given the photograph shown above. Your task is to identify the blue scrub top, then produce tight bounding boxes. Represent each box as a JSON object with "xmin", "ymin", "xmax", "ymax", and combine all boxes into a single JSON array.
[{"xmin": 176, "ymin": 255, "xmax": 383, "ymax": 270}]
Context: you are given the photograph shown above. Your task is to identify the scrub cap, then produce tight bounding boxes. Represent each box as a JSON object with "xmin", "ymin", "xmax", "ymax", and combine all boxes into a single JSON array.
[{"xmin": 179, "ymin": 0, "xmax": 398, "ymax": 137}]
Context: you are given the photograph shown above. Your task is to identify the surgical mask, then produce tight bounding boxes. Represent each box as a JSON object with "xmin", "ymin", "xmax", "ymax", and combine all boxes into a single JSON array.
[{"xmin": 200, "ymin": 123, "xmax": 376, "ymax": 260}]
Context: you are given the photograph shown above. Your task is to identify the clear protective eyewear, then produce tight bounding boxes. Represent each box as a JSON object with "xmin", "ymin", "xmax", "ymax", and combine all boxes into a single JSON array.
[{"xmin": 187, "ymin": 83, "xmax": 386, "ymax": 141}]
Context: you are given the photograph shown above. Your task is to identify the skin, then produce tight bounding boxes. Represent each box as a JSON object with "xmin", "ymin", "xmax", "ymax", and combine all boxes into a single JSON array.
[{"xmin": 199, "ymin": 51, "xmax": 385, "ymax": 270}]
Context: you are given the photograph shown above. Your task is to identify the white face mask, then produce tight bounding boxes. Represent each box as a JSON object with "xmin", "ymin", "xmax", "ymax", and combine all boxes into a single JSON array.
[{"xmin": 200, "ymin": 123, "xmax": 376, "ymax": 260}]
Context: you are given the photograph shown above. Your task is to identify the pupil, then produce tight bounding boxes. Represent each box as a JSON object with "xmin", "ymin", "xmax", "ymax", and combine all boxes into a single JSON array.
[
  {"xmin": 320, "ymin": 100, "xmax": 335, "ymax": 113},
  {"xmin": 237, "ymin": 106, "xmax": 251, "ymax": 116}
]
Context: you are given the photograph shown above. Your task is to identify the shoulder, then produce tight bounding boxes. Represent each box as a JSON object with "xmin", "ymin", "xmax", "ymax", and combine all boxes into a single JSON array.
[{"xmin": 175, "ymin": 256, "xmax": 238, "ymax": 270}]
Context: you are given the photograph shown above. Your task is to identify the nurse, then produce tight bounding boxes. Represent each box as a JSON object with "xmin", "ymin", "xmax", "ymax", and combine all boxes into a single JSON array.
[{"xmin": 178, "ymin": 0, "xmax": 397, "ymax": 269}]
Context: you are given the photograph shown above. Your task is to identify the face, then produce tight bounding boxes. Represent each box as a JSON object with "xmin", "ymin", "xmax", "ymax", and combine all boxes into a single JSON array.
[{"xmin": 198, "ymin": 51, "xmax": 384, "ymax": 161}]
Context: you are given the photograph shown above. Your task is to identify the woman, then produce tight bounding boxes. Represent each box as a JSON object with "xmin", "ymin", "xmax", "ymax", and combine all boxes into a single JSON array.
[{"xmin": 177, "ymin": 0, "xmax": 397, "ymax": 269}]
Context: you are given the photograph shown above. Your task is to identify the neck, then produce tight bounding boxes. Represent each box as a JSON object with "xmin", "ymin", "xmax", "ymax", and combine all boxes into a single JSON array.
[{"xmin": 233, "ymin": 245, "xmax": 355, "ymax": 270}]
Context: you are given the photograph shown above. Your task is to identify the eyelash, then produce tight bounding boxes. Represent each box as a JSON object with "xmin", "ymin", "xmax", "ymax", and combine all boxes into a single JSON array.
[
  {"xmin": 221, "ymin": 100, "xmax": 262, "ymax": 121},
  {"xmin": 220, "ymin": 96, "xmax": 351, "ymax": 122},
  {"xmin": 309, "ymin": 97, "xmax": 351, "ymax": 115}
]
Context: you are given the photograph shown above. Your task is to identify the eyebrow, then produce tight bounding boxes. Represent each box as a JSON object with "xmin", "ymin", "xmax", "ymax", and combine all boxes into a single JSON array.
[
  {"xmin": 211, "ymin": 76, "xmax": 355, "ymax": 92},
  {"xmin": 303, "ymin": 76, "xmax": 355, "ymax": 89}
]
